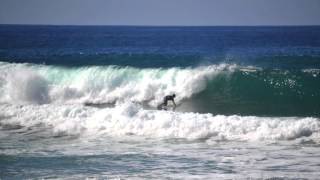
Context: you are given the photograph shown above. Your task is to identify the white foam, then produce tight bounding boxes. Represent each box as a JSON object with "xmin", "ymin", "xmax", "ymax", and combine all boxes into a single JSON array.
[
  {"xmin": 2, "ymin": 68, "xmax": 50, "ymax": 104},
  {"xmin": 1, "ymin": 102, "xmax": 319, "ymax": 143},
  {"xmin": 0, "ymin": 62, "xmax": 236, "ymax": 106},
  {"xmin": 1, "ymin": 62, "xmax": 319, "ymax": 143},
  {"xmin": 302, "ymin": 68, "xmax": 320, "ymax": 77}
]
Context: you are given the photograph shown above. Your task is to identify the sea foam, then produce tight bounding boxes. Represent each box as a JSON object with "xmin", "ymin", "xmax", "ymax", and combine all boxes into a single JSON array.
[
  {"xmin": 1, "ymin": 102, "xmax": 319, "ymax": 143},
  {"xmin": 0, "ymin": 62, "xmax": 236, "ymax": 106}
]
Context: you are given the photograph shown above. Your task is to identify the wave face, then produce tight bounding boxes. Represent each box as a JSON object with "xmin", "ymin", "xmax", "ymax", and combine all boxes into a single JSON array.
[
  {"xmin": 190, "ymin": 68, "xmax": 320, "ymax": 116},
  {"xmin": 1, "ymin": 61, "xmax": 320, "ymax": 180},
  {"xmin": 1, "ymin": 26, "xmax": 320, "ymax": 179},
  {"xmin": 0, "ymin": 62, "xmax": 319, "ymax": 116}
]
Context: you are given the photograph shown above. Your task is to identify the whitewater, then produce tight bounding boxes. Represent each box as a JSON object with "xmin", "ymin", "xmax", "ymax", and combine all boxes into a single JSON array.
[
  {"xmin": 1, "ymin": 61, "xmax": 320, "ymax": 179},
  {"xmin": 0, "ymin": 61, "xmax": 232, "ymax": 106},
  {"xmin": 1, "ymin": 25, "xmax": 320, "ymax": 179}
]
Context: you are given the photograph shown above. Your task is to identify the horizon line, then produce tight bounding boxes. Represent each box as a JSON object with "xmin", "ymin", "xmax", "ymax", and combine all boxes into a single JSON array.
[{"xmin": 1, "ymin": 23, "xmax": 320, "ymax": 27}]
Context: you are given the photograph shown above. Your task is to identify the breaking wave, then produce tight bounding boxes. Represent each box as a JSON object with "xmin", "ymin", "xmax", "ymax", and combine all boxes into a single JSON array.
[{"xmin": 0, "ymin": 61, "xmax": 319, "ymax": 116}]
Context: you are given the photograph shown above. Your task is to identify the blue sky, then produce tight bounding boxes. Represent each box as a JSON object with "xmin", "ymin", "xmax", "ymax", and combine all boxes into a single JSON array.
[{"xmin": 0, "ymin": 0, "xmax": 320, "ymax": 25}]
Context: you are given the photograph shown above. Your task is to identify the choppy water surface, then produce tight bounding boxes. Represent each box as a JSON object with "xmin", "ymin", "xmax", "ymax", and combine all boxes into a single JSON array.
[{"xmin": 1, "ymin": 25, "xmax": 320, "ymax": 179}]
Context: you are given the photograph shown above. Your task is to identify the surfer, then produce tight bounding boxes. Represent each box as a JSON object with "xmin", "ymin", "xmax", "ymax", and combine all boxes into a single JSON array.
[{"xmin": 157, "ymin": 94, "xmax": 176, "ymax": 110}]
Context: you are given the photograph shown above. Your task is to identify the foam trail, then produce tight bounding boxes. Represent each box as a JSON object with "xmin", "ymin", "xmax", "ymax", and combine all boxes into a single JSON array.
[{"xmin": 1, "ymin": 102, "xmax": 319, "ymax": 143}]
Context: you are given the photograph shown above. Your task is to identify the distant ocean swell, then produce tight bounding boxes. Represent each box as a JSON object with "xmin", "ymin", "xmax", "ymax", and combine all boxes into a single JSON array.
[
  {"xmin": 2, "ymin": 53, "xmax": 320, "ymax": 69},
  {"xmin": 0, "ymin": 61, "xmax": 319, "ymax": 116}
]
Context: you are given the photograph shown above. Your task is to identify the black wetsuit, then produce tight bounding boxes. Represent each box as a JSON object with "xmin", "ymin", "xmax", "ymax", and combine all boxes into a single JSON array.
[
  {"xmin": 163, "ymin": 95, "xmax": 175, "ymax": 106},
  {"xmin": 157, "ymin": 95, "xmax": 176, "ymax": 110}
]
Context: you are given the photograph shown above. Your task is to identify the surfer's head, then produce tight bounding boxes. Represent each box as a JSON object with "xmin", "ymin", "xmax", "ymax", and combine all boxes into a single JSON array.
[{"xmin": 172, "ymin": 94, "xmax": 176, "ymax": 98}]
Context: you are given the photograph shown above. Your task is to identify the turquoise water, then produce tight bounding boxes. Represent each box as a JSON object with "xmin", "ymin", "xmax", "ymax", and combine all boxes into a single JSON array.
[{"xmin": 1, "ymin": 25, "xmax": 320, "ymax": 179}]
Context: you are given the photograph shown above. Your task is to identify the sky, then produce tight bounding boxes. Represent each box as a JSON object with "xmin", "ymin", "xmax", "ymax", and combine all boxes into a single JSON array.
[{"xmin": 0, "ymin": 0, "xmax": 320, "ymax": 26}]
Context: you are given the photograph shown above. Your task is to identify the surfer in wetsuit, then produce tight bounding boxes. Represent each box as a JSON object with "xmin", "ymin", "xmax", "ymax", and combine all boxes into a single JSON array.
[{"xmin": 157, "ymin": 94, "xmax": 176, "ymax": 110}]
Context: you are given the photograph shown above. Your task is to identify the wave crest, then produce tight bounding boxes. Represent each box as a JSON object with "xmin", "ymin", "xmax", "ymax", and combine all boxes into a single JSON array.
[{"xmin": 0, "ymin": 62, "xmax": 235, "ymax": 106}]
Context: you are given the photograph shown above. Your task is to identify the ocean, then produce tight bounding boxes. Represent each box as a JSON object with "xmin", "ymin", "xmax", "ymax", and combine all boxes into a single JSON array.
[{"xmin": 0, "ymin": 25, "xmax": 320, "ymax": 179}]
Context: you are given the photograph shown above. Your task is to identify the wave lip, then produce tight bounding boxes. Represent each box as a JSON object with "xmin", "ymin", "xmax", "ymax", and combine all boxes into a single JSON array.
[
  {"xmin": 7, "ymin": 69, "xmax": 50, "ymax": 104},
  {"xmin": 0, "ymin": 61, "xmax": 319, "ymax": 116},
  {"xmin": 0, "ymin": 62, "xmax": 236, "ymax": 106}
]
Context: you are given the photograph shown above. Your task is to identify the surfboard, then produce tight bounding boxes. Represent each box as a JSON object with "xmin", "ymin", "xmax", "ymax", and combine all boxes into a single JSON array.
[
  {"xmin": 157, "ymin": 104, "xmax": 176, "ymax": 111},
  {"xmin": 83, "ymin": 102, "xmax": 114, "ymax": 108}
]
